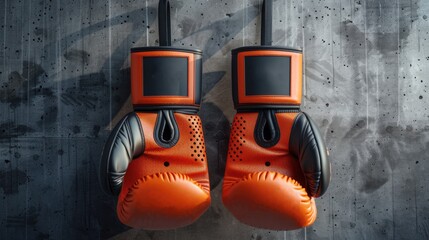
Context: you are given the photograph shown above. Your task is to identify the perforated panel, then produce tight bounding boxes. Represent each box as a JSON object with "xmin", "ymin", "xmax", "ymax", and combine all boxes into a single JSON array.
[
  {"xmin": 228, "ymin": 116, "xmax": 247, "ymax": 162},
  {"xmin": 188, "ymin": 115, "xmax": 206, "ymax": 162}
]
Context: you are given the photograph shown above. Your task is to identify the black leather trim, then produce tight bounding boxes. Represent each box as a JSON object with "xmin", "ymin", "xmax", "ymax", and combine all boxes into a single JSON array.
[
  {"xmin": 133, "ymin": 105, "xmax": 200, "ymax": 111},
  {"xmin": 131, "ymin": 46, "xmax": 202, "ymax": 54},
  {"xmin": 154, "ymin": 110, "xmax": 179, "ymax": 148},
  {"xmin": 175, "ymin": 109, "xmax": 199, "ymax": 115},
  {"xmin": 275, "ymin": 108, "xmax": 301, "ymax": 113},
  {"xmin": 194, "ymin": 56, "xmax": 202, "ymax": 105},
  {"xmin": 236, "ymin": 105, "xmax": 300, "ymax": 111},
  {"xmin": 99, "ymin": 112, "xmax": 144, "ymax": 195},
  {"xmin": 289, "ymin": 112, "xmax": 330, "ymax": 197},
  {"xmin": 232, "ymin": 52, "xmax": 239, "ymax": 108},
  {"xmin": 254, "ymin": 110, "xmax": 280, "ymax": 148},
  {"xmin": 231, "ymin": 46, "xmax": 302, "ymax": 55}
]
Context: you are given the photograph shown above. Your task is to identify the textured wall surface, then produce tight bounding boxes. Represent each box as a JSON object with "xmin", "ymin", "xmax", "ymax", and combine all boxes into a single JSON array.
[{"xmin": 1, "ymin": 0, "xmax": 429, "ymax": 239}]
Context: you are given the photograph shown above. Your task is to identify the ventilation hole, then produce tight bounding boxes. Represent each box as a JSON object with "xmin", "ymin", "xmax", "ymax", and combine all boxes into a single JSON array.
[
  {"xmin": 196, "ymin": 146, "xmax": 199, "ymax": 149},
  {"xmin": 193, "ymin": 142, "xmax": 196, "ymax": 145},
  {"xmin": 194, "ymin": 150, "xmax": 197, "ymax": 153},
  {"xmin": 201, "ymin": 158, "xmax": 204, "ymax": 161},
  {"xmin": 265, "ymin": 161, "xmax": 271, "ymax": 167},
  {"xmin": 191, "ymin": 146, "xmax": 193, "ymax": 148},
  {"xmin": 197, "ymin": 154, "xmax": 200, "ymax": 157},
  {"xmin": 164, "ymin": 161, "xmax": 170, "ymax": 167},
  {"xmin": 191, "ymin": 154, "xmax": 194, "ymax": 157},
  {"xmin": 195, "ymin": 158, "xmax": 198, "ymax": 161},
  {"xmin": 200, "ymin": 150, "xmax": 202, "ymax": 153},
  {"xmin": 203, "ymin": 154, "xmax": 205, "ymax": 157}
]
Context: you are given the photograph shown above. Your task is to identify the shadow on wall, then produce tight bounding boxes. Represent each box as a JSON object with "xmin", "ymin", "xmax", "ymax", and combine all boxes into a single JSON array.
[{"xmin": 0, "ymin": 2, "xmax": 268, "ymax": 239}]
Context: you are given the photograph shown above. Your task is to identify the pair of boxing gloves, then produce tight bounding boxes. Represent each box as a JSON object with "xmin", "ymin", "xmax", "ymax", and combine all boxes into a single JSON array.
[{"xmin": 99, "ymin": 44, "xmax": 331, "ymax": 230}]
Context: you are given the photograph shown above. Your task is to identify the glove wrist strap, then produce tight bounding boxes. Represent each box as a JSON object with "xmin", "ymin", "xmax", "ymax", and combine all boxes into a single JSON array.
[{"xmin": 134, "ymin": 105, "xmax": 199, "ymax": 114}]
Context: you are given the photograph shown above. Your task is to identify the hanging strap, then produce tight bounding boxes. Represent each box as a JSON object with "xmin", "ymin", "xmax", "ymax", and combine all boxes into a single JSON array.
[
  {"xmin": 158, "ymin": 0, "xmax": 171, "ymax": 46},
  {"xmin": 261, "ymin": 0, "xmax": 273, "ymax": 46}
]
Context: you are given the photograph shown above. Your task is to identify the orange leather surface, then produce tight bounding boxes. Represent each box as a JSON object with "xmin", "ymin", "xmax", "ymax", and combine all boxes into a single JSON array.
[
  {"xmin": 131, "ymin": 51, "xmax": 198, "ymax": 106},
  {"xmin": 117, "ymin": 172, "xmax": 210, "ymax": 229},
  {"xmin": 222, "ymin": 112, "xmax": 317, "ymax": 230},
  {"xmin": 117, "ymin": 113, "xmax": 210, "ymax": 229},
  {"xmin": 237, "ymin": 50, "xmax": 302, "ymax": 105},
  {"xmin": 223, "ymin": 171, "xmax": 316, "ymax": 230}
]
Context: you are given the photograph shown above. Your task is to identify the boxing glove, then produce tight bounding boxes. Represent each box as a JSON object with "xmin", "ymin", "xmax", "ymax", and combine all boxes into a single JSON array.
[
  {"xmin": 99, "ymin": 1, "xmax": 210, "ymax": 230},
  {"xmin": 222, "ymin": 0, "xmax": 330, "ymax": 230},
  {"xmin": 222, "ymin": 46, "xmax": 330, "ymax": 230}
]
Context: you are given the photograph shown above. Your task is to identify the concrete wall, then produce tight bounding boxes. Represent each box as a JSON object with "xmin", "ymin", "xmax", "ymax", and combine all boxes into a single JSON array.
[{"xmin": 1, "ymin": 0, "xmax": 428, "ymax": 239}]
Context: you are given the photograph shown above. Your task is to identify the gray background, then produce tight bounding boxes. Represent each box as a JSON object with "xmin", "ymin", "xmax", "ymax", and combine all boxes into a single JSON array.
[{"xmin": 1, "ymin": 0, "xmax": 429, "ymax": 239}]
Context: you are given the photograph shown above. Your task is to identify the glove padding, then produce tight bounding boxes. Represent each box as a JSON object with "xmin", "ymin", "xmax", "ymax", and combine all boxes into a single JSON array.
[
  {"xmin": 100, "ymin": 112, "xmax": 144, "ymax": 196},
  {"xmin": 289, "ymin": 112, "xmax": 330, "ymax": 197},
  {"xmin": 222, "ymin": 111, "xmax": 330, "ymax": 230},
  {"xmin": 100, "ymin": 111, "xmax": 210, "ymax": 229}
]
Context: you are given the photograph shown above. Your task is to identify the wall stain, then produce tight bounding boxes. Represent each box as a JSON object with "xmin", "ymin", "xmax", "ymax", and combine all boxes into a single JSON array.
[
  {"xmin": 330, "ymin": 0, "xmax": 422, "ymax": 198},
  {"xmin": 0, "ymin": 122, "xmax": 34, "ymax": 138},
  {"xmin": 179, "ymin": 17, "xmax": 198, "ymax": 38},
  {"xmin": 63, "ymin": 49, "xmax": 90, "ymax": 64},
  {"xmin": 0, "ymin": 61, "xmax": 51, "ymax": 108},
  {"xmin": 34, "ymin": 27, "xmax": 48, "ymax": 38},
  {"xmin": 0, "ymin": 169, "xmax": 28, "ymax": 195},
  {"xmin": 6, "ymin": 206, "xmax": 39, "ymax": 227}
]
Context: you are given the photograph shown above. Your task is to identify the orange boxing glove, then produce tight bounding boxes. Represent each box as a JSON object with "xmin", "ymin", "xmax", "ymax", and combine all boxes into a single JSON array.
[
  {"xmin": 222, "ymin": 0, "xmax": 330, "ymax": 230},
  {"xmin": 99, "ymin": 0, "xmax": 210, "ymax": 230}
]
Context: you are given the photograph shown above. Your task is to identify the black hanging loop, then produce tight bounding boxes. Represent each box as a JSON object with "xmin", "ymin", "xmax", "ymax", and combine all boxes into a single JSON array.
[
  {"xmin": 261, "ymin": 0, "xmax": 273, "ymax": 46},
  {"xmin": 158, "ymin": 0, "xmax": 171, "ymax": 46}
]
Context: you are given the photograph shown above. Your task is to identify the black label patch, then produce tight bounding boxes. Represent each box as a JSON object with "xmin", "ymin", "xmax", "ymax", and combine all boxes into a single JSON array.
[
  {"xmin": 245, "ymin": 56, "xmax": 291, "ymax": 96},
  {"xmin": 143, "ymin": 57, "xmax": 188, "ymax": 96}
]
